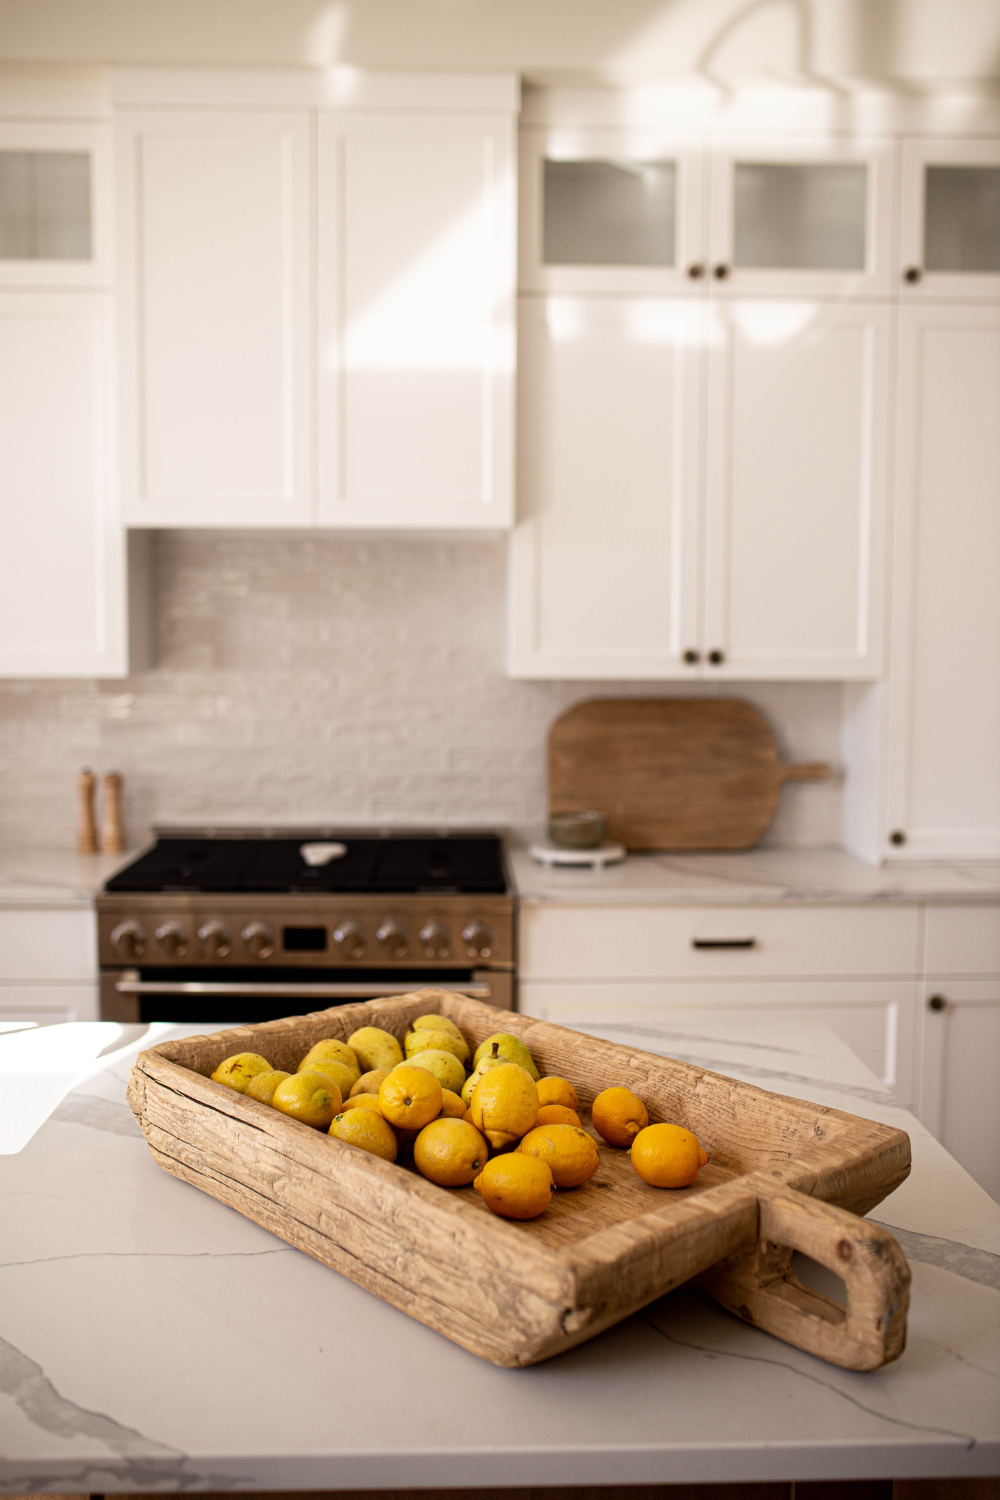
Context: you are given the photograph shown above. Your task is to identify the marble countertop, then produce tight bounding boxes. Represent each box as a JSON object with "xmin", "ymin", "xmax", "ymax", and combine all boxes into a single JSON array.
[
  {"xmin": 2, "ymin": 1012, "xmax": 998, "ymax": 1491},
  {"xmin": 510, "ymin": 844, "xmax": 1000, "ymax": 906},
  {"xmin": 0, "ymin": 848, "xmax": 137, "ymax": 907}
]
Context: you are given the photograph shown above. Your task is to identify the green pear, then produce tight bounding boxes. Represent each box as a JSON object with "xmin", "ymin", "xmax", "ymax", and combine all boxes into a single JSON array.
[{"xmin": 472, "ymin": 1032, "xmax": 540, "ymax": 1082}]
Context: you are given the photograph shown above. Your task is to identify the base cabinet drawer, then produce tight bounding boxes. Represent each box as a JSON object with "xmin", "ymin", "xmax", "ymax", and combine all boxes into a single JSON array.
[
  {"xmin": 518, "ymin": 978, "xmax": 917, "ymax": 1104},
  {"xmin": 0, "ymin": 909, "xmax": 98, "ymax": 980},
  {"xmin": 924, "ymin": 906, "xmax": 1000, "ymax": 977},
  {"xmin": 0, "ymin": 982, "xmax": 99, "ymax": 1025},
  {"xmin": 519, "ymin": 905, "xmax": 921, "ymax": 980}
]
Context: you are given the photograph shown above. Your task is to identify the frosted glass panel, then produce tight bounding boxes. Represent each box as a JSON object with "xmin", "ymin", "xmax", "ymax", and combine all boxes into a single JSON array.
[
  {"xmin": 924, "ymin": 166, "xmax": 1000, "ymax": 273},
  {"xmin": 543, "ymin": 159, "xmax": 676, "ymax": 266},
  {"xmin": 0, "ymin": 151, "xmax": 91, "ymax": 260},
  {"xmin": 734, "ymin": 162, "xmax": 867, "ymax": 270}
]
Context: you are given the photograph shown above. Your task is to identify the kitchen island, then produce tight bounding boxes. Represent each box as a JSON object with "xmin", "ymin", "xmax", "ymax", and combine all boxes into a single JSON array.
[{"xmin": 1, "ymin": 1010, "xmax": 997, "ymax": 1492}]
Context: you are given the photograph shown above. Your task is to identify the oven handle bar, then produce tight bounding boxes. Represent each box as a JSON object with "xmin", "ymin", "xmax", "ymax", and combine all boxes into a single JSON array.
[{"xmin": 114, "ymin": 978, "xmax": 494, "ymax": 1000}]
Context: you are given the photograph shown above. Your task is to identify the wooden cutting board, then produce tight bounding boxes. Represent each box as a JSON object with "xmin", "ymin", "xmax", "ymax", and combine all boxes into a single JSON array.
[{"xmin": 548, "ymin": 698, "xmax": 831, "ymax": 851}]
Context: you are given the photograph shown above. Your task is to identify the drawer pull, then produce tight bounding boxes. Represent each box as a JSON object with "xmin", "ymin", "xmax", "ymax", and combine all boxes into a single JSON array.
[{"xmin": 692, "ymin": 937, "xmax": 757, "ymax": 950}]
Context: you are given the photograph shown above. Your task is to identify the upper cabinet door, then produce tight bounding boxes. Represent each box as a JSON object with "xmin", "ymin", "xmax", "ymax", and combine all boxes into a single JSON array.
[
  {"xmin": 703, "ymin": 300, "xmax": 891, "ymax": 679},
  {"xmin": 900, "ymin": 136, "xmax": 1000, "ymax": 302},
  {"xmin": 0, "ymin": 122, "xmax": 112, "ymax": 288},
  {"xmin": 508, "ymin": 296, "xmax": 702, "ymax": 678},
  {"xmin": 519, "ymin": 128, "xmax": 706, "ymax": 295},
  {"xmin": 318, "ymin": 113, "xmax": 515, "ymax": 529},
  {"xmin": 708, "ymin": 135, "xmax": 896, "ymax": 298},
  {"xmin": 0, "ymin": 293, "xmax": 129, "ymax": 676},
  {"xmin": 117, "ymin": 110, "xmax": 311, "ymax": 526},
  {"xmin": 886, "ymin": 304, "xmax": 1000, "ymax": 861}
]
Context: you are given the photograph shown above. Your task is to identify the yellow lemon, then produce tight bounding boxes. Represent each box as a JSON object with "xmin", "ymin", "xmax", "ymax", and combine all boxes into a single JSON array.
[
  {"xmin": 414, "ymin": 1118, "xmax": 489, "ymax": 1187},
  {"xmin": 630, "ymin": 1123, "xmax": 707, "ymax": 1188},
  {"xmin": 592, "ymin": 1087, "xmax": 649, "ymax": 1149},
  {"xmin": 460, "ymin": 1052, "xmax": 518, "ymax": 1107},
  {"xmin": 472, "ymin": 1032, "xmax": 540, "ymax": 1082},
  {"xmin": 347, "ymin": 1027, "xmax": 403, "ymax": 1074},
  {"xmin": 517, "ymin": 1123, "xmax": 600, "ymax": 1189},
  {"xmin": 301, "ymin": 1057, "xmax": 357, "ymax": 1102},
  {"xmin": 299, "ymin": 1038, "xmax": 360, "ymax": 1081},
  {"xmin": 330, "ymin": 1109, "xmax": 397, "ymax": 1163},
  {"xmin": 378, "ymin": 1064, "xmax": 442, "ymax": 1130},
  {"xmin": 272, "ymin": 1071, "xmax": 339, "ymax": 1129},
  {"xmin": 405, "ymin": 1029, "xmax": 470, "ymax": 1066},
  {"xmin": 536, "ymin": 1076, "xmax": 578, "ymax": 1111},
  {"xmin": 411, "ymin": 1012, "xmax": 465, "ymax": 1042},
  {"xmin": 469, "ymin": 1065, "xmax": 538, "ymax": 1150},
  {"xmin": 210, "ymin": 1053, "xmax": 274, "ymax": 1093},
  {"xmin": 350, "ymin": 1069, "xmax": 389, "ymax": 1097},
  {"xmin": 473, "ymin": 1156, "xmax": 554, "ymax": 1219},
  {"xmin": 244, "ymin": 1069, "xmax": 291, "ymax": 1104},
  {"xmin": 397, "ymin": 1048, "xmax": 465, "ymax": 1095},
  {"xmin": 439, "ymin": 1088, "xmax": 467, "ymax": 1119},
  {"xmin": 535, "ymin": 1103, "xmax": 582, "ymax": 1129}
]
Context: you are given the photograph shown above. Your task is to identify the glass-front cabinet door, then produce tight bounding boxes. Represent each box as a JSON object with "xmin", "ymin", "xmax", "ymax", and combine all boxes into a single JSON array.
[
  {"xmin": 900, "ymin": 137, "xmax": 1000, "ymax": 301},
  {"xmin": 708, "ymin": 135, "xmax": 895, "ymax": 297},
  {"xmin": 0, "ymin": 122, "xmax": 111, "ymax": 287},
  {"xmin": 519, "ymin": 128, "xmax": 706, "ymax": 294}
]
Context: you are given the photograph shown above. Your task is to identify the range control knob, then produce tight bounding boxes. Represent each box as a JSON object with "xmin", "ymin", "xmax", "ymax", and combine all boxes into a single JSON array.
[
  {"xmin": 419, "ymin": 922, "xmax": 451, "ymax": 960},
  {"xmin": 154, "ymin": 921, "xmax": 189, "ymax": 958},
  {"xmin": 110, "ymin": 920, "xmax": 146, "ymax": 960},
  {"xmin": 241, "ymin": 921, "xmax": 275, "ymax": 959},
  {"xmin": 334, "ymin": 921, "xmax": 366, "ymax": 960},
  {"xmin": 198, "ymin": 921, "xmax": 232, "ymax": 959},
  {"xmin": 376, "ymin": 920, "xmax": 409, "ymax": 958},
  {"xmin": 461, "ymin": 920, "xmax": 494, "ymax": 960}
]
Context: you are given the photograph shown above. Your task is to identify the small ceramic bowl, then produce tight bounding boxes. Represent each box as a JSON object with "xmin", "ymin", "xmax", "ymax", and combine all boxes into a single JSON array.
[{"xmin": 548, "ymin": 810, "xmax": 607, "ymax": 850}]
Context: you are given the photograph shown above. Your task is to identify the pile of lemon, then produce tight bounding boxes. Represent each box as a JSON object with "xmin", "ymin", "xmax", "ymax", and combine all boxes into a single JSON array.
[{"xmin": 210, "ymin": 1015, "xmax": 708, "ymax": 1221}]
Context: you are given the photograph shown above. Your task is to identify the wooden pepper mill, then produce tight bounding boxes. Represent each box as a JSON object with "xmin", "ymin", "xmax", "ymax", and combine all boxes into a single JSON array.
[
  {"xmin": 76, "ymin": 768, "xmax": 99, "ymax": 854},
  {"xmin": 102, "ymin": 771, "xmax": 126, "ymax": 854}
]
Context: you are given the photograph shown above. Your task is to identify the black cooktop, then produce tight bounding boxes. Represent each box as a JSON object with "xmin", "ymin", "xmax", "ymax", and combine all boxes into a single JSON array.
[{"xmin": 103, "ymin": 835, "xmax": 508, "ymax": 896}]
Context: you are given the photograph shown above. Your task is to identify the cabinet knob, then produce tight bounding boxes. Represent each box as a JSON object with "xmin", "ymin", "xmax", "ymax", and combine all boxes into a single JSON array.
[
  {"xmin": 683, "ymin": 648, "xmax": 701, "ymax": 664},
  {"xmin": 110, "ymin": 920, "xmax": 146, "ymax": 960},
  {"xmin": 904, "ymin": 266, "xmax": 923, "ymax": 284},
  {"xmin": 241, "ymin": 921, "xmax": 275, "ymax": 959},
  {"xmin": 713, "ymin": 263, "xmax": 731, "ymax": 280},
  {"xmin": 198, "ymin": 921, "xmax": 232, "ymax": 959},
  {"xmin": 708, "ymin": 648, "xmax": 725, "ymax": 665},
  {"xmin": 928, "ymin": 994, "xmax": 947, "ymax": 1013},
  {"xmin": 155, "ymin": 921, "xmax": 188, "ymax": 958},
  {"xmin": 687, "ymin": 262, "xmax": 706, "ymax": 280},
  {"xmin": 419, "ymin": 922, "xmax": 452, "ymax": 960},
  {"xmin": 333, "ymin": 922, "xmax": 366, "ymax": 960},
  {"xmin": 889, "ymin": 830, "xmax": 907, "ymax": 846},
  {"xmin": 376, "ymin": 920, "xmax": 409, "ymax": 958}
]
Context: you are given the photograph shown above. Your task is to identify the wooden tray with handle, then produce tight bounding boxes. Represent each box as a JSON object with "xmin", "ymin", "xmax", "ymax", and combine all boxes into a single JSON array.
[
  {"xmin": 549, "ymin": 698, "xmax": 831, "ymax": 850},
  {"xmin": 127, "ymin": 992, "xmax": 910, "ymax": 1371}
]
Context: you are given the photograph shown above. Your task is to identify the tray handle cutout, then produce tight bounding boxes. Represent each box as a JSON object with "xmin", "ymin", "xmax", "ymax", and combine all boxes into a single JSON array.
[{"xmin": 700, "ymin": 1185, "xmax": 910, "ymax": 1371}]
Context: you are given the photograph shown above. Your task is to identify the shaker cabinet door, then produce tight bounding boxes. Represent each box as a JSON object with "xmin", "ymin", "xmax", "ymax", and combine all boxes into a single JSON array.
[
  {"xmin": 117, "ymin": 110, "xmax": 312, "ymax": 526},
  {"xmin": 702, "ymin": 300, "xmax": 891, "ymax": 679},
  {"xmin": 318, "ymin": 112, "xmax": 515, "ymax": 528},
  {"xmin": 886, "ymin": 304, "xmax": 1000, "ymax": 860},
  {"xmin": 900, "ymin": 136, "xmax": 1000, "ymax": 303},
  {"xmin": 0, "ymin": 293, "xmax": 130, "ymax": 677},
  {"xmin": 508, "ymin": 295, "xmax": 702, "ymax": 677}
]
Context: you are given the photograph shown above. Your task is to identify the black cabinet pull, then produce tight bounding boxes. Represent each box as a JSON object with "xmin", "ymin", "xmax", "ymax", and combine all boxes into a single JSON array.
[
  {"xmin": 904, "ymin": 266, "xmax": 922, "ymax": 284},
  {"xmin": 928, "ymin": 994, "xmax": 947, "ymax": 1012},
  {"xmin": 708, "ymin": 648, "xmax": 725, "ymax": 665},
  {"xmin": 713, "ymin": 263, "xmax": 731, "ymax": 280},
  {"xmin": 692, "ymin": 937, "xmax": 757, "ymax": 950},
  {"xmin": 687, "ymin": 262, "xmax": 706, "ymax": 280},
  {"xmin": 683, "ymin": 648, "xmax": 701, "ymax": 664}
]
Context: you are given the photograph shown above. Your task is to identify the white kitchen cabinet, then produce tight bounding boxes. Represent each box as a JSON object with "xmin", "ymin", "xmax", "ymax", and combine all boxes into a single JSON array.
[
  {"xmin": 317, "ymin": 112, "xmax": 515, "ymax": 528},
  {"xmin": 509, "ymin": 296, "xmax": 890, "ymax": 679},
  {"xmin": 900, "ymin": 136, "xmax": 1000, "ymax": 302},
  {"xmin": 116, "ymin": 109, "xmax": 312, "ymax": 527},
  {"xmin": 0, "ymin": 120, "xmax": 113, "ymax": 288},
  {"xmin": 0, "ymin": 292, "xmax": 145, "ymax": 678},
  {"xmin": 919, "ymin": 981, "xmax": 1000, "ymax": 1201},
  {"xmin": 702, "ymin": 300, "xmax": 890, "ymax": 678},
  {"xmin": 508, "ymin": 296, "xmax": 702, "ymax": 676},
  {"xmin": 885, "ymin": 303, "xmax": 1000, "ymax": 860},
  {"xmin": 0, "ymin": 907, "xmax": 99, "ymax": 1027}
]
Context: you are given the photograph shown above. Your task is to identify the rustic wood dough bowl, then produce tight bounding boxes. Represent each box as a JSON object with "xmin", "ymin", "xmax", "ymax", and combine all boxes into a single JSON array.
[{"xmin": 127, "ymin": 991, "xmax": 911, "ymax": 1370}]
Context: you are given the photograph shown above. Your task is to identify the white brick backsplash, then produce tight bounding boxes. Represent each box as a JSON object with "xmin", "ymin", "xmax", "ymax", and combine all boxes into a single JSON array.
[{"xmin": 0, "ymin": 532, "xmax": 844, "ymax": 848}]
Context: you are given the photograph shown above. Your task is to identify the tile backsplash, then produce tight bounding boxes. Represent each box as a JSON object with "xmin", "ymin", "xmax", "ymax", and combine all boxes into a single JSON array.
[{"xmin": 0, "ymin": 532, "xmax": 844, "ymax": 849}]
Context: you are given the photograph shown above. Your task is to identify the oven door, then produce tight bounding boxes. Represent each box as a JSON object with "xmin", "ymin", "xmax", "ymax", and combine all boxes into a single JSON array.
[{"xmin": 101, "ymin": 965, "xmax": 513, "ymax": 1023}]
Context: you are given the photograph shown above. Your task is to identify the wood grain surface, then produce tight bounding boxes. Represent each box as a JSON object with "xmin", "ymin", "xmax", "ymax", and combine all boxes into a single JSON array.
[
  {"xmin": 548, "ymin": 698, "xmax": 831, "ymax": 850},
  {"xmin": 127, "ymin": 991, "xmax": 909, "ymax": 1370}
]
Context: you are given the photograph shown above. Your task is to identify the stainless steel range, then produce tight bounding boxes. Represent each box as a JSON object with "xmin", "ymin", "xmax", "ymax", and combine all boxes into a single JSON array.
[{"xmin": 97, "ymin": 828, "xmax": 515, "ymax": 1022}]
